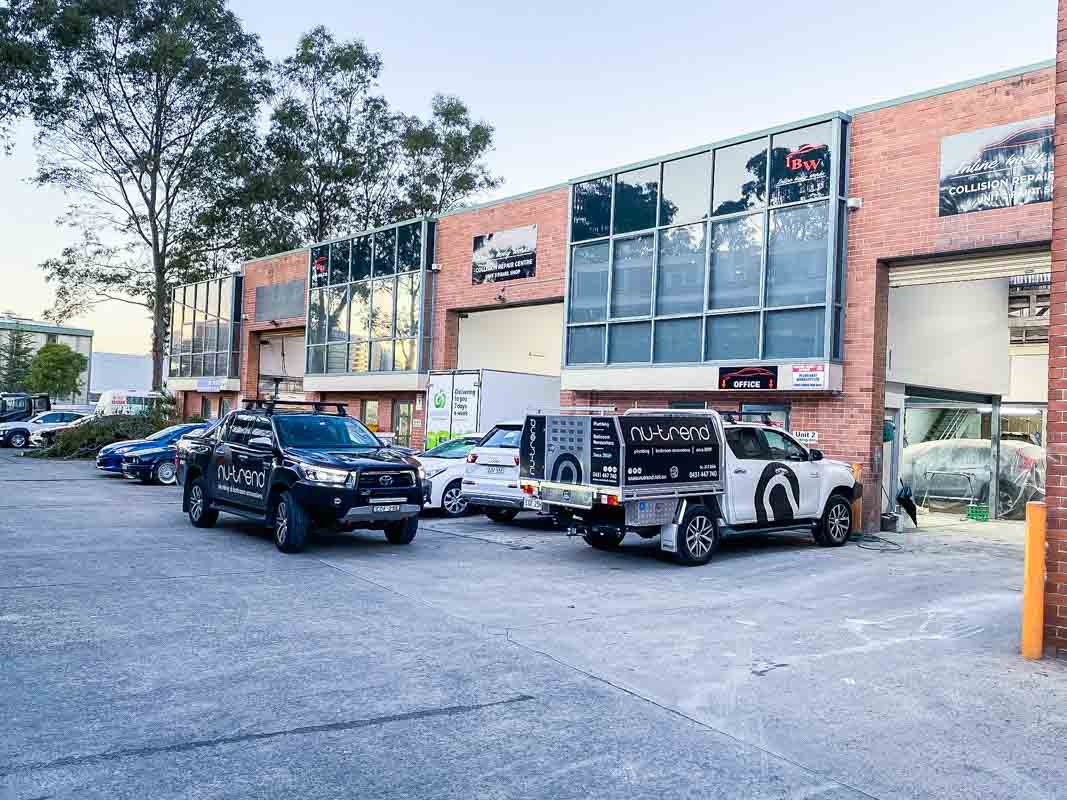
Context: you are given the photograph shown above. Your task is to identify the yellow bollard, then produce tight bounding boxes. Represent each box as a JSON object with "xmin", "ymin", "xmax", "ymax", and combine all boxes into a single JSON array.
[
  {"xmin": 851, "ymin": 464, "xmax": 863, "ymax": 534},
  {"xmin": 1021, "ymin": 501, "xmax": 1046, "ymax": 660}
]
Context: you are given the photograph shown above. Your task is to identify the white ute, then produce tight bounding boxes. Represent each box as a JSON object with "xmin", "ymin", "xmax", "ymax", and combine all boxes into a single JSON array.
[{"xmin": 518, "ymin": 410, "xmax": 857, "ymax": 565}]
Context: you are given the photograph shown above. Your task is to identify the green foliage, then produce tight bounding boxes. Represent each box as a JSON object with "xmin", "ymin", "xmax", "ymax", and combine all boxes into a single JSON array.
[
  {"xmin": 0, "ymin": 326, "xmax": 35, "ymax": 392},
  {"xmin": 30, "ymin": 414, "xmax": 169, "ymax": 459},
  {"xmin": 25, "ymin": 342, "xmax": 87, "ymax": 399}
]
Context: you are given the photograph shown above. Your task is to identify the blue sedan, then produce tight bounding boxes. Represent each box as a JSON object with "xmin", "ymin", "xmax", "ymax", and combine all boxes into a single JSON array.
[{"xmin": 96, "ymin": 423, "xmax": 208, "ymax": 474}]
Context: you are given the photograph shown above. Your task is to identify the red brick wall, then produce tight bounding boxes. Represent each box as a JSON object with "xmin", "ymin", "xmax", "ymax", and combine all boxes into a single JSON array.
[
  {"xmin": 178, "ymin": 391, "xmax": 238, "ymax": 420},
  {"xmin": 240, "ymin": 249, "xmax": 309, "ymax": 401},
  {"xmin": 1046, "ymin": 3, "xmax": 1067, "ymax": 658},
  {"xmin": 840, "ymin": 65, "xmax": 1055, "ymax": 528},
  {"xmin": 432, "ymin": 189, "xmax": 569, "ymax": 370}
]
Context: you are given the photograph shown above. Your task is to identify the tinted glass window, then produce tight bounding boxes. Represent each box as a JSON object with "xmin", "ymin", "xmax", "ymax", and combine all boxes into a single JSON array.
[
  {"xmin": 352, "ymin": 236, "xmax": 372, "ymax": 281},
  {"xmin": 571, "ymin": 177, "xmax": 612, "ymax": 241},
  {"xmin": 661, "ymin": 152, "xmax": 710, "ymax": 226},
  {"xmin": 349, "ymin": 340, "xmax": 369, "ymax": 372},
  {"xmin": 307, "ymin": 345, "xmax": 325, "ymax": 374},
  {"xmin": 705, "ymin": 313, "xmax": 759, "ymax": 360},
  {"xmin": 481, "ymin": 426, "xmax": 522, "ymax": 448},
  {"xmin": 725, "ymin": 427, "xmax": 766, "ymax": 459},
  {"xmin": 766, "ymin": 202, "xmax": 829, "ymax": 307},
  {"xmin": 713, "ymin": 138, "xmax": 768, "ymax": 215},
  {"xmin": 761, "ymin": 429, "xmax": 807, "ymax": 461},
  {"xmin": 709, "ymin": 214, "xmax": 763, "ymax": 310},
  {"xmin": 423, "ymin": 438, "xmax": 476, "ymax": 458},
  {"xmin": 370, "ymin": 340, "xmax": 394, "ymax": 371},
  {"xmin": 370, "ymin": 279, "xmax": 395, "ymax": 338},
  {"xmin": 396, "ymin": 274, "xmax": 420, "ymax": 338},
  {"xmin": 350, "ymin": 283, "xmax": 371, "ymax": 340},
  {"xmin": 310, "ymin": 245, "xmax": 329, "ymax": 288},
  {"xmin": 611, "ymin": 234, "xmax": 654, "ymax": 318},
  {"xmin": 764, "ymin": 307, "xmax": 825, "ymax": 359},
  {"xmin": 275, "ymin": 415, "xmax": 379, "ymax": 448},
  {"xmin": 397, "ymin": 224, "xmax": 422, "ymax": 272},
  {"xmin": 657, "ymin": 224, "xmax": 706, "ymax": 315},
  {"xmin": 654, "ymin": 317, "xmax": 702, "ymax": 363},
  {"xmin": 225, "ymin": 414, "xmax": 255, "ymax": 446},
  {"xmin": 307, "ymin": 290, "xmax": 326, "ymax": 345},
  {"xmin": 326, "ymin": 343, "xmax": 348, "ymax": 373},
  {"xmin": 326, "ymin": 286, "xmax": 349, "ymax": 341},
  {"xmin": 569, "ymin": 242, "xmax": 609, "ymax": 323},
  {"xmin": 567, "ymin": 325, "xmax": 605, "ymax": 365},
  {"xmin": 769, "ymin": 122, "xmax": 832, "ymax": 206},
  {"xmin": 613, "ymin": 165, "xmax": 659, "ymax": 234},
  {"xmin": 608, "ymin": 321, "xmax": 651, "ymax": 363},
  {"xmin": 218, "ymin": 279, "xmax": 233, "ymax": 320},
  {"xmin": 373, "ymin": 228, "xmax": 397, "ymax": 276},
  {"xmin": 394, "ymin": 338, "xmax": 416, "ymax": 370},
  {"xmin": 330, "ymin": 239, "xmax": 350, "ymax": 285}
]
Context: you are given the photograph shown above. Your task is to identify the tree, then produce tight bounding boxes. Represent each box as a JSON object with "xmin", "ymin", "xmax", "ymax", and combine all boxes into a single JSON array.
[
  {"xmin": 0, "ymin": 0, "xmax": 53, "ymax": 152},
  {"xmin": 234, "ymin": 29, "xmax": 501, "ymax": 256},
  {"xmin": 29, "ymin": 0, "xmax": 271, "ymax": 390},
  {"xmin": 0, "ymin": 325, "xmax": 35, "ymax": 392},
  {"xmin": 25, "ymin": 342, "xmax": 87, "ymax": 399}
]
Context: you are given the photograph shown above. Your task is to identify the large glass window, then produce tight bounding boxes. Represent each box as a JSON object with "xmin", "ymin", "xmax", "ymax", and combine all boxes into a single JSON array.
[
  {"xmin": 306, "ymin": 221, "xmax": 427, "ymax": 375},
  {"xmin": 565, "ymin": 117, "xmax": 845, "ymax": 368},
  {"xmin": 611, "ymin": 235, "xmax": 654, "ymax": 318},
  {"xmin": 168, "ymin": 275, "xmax": 242, "ymax": 378},
  {"xmin": 569, "ymin": 242, "xmax": 609, "ymax": 323},
  {"xmin": 613, "ymin": 165, "xmax": 659, "ymax": 235},
  {"xmin": 660, "ymin": 152, "xmax": 710, "ymax": 226}
]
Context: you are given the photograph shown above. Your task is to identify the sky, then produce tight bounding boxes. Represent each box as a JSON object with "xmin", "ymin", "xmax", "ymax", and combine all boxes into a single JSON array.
[{"xmin": 0, "ymin": 0, "xmax": 1057, "ymax": 354}]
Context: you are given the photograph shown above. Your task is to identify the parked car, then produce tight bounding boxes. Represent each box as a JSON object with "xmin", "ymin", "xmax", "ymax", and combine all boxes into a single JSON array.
[
  {"xmin": 176, "ymin": 401, "xmax": 429, "ymax": 554},
  {"xmin": 95, "ymin": 423, "xmax": 208, "ymax": 474},
  {"xmin": 0, "ymin": 410, "xmax": 87, "ymax": 449},
  {"xmin": 461, "ymin": 422, "xmax": 525, "ymax": 523},
  {"xmin": 900, "ymin": 438, "xmax": 1045, "ymax": 520},
  {"xmin": 31, "ymin": 412, "xmax": 98, "ymax": 448},
  {"xmin": 119, "ymin": 423, "xmax": 211, "ymax": 485},
  {"xmin": 416, "ymin": 435, "xmax": 483, "ymax": 517}
]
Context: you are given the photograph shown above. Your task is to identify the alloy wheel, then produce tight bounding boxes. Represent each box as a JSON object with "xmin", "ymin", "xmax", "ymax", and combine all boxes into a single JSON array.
[
  {"xmin": 443, "ymin": 487, "xmax": 468, "ymax": 516},
  {"xmin": 190, "ymin": 485, "xmax": 204, "ymax": 521},
  {"xmin": 685, "ymin": 515, "xmax": 715, "ymax": 558},
  {"xmin": 10, "ymin": 433, "xmax": 27, "ymax": 449},
  {"xmin": 827, "ymin": 503, "xmax": 851, "ymax": 542},
  {"xmin": 157, "ymin": 462, "xmax": 177, "ymax": 485},
  {"xmin": 275, "ymin": 501, "xmax": 288, "ymax": 545}
]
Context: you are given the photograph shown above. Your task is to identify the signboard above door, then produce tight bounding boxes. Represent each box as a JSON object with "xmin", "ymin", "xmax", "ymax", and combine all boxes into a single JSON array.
[
  {"xmin": 939, "ymin": 116, "xmax": 1053, "ymax": 217},
  {"xmin": 472, "ymin": 224, "xmax": 537, "ymax": 284}
]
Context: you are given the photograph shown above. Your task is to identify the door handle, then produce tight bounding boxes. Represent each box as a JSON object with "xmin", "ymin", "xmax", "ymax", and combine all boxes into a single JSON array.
[
  {"xmin": 810, "ymin": 472, "xmax": 819, "ymax": 478},
  {"xmin": 734, "ymin": 468, "xmax": 747, "ymax": 474}
]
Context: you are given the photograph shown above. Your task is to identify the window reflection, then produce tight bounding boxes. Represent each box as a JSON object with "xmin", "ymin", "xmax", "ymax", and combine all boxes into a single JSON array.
[
  {"xmin": 613, "ymin": 165, "xmax": 659, "ymax": 235},
  {"xmin": 712, "ymin": 138, "xmax": 768, "ymax": 216},
  {"xmin": 709, "ymin": 214, "xmax": 763, "ymax": 310},
  {"xmin": 569, "ymin": 242, "xmax": 609, "ymax": 323},
  {"xmin": 657, "ymin": 224, "xmax": 706, "ymax": 315},
  {"xmin": 766, "ymin": 202, "xmax": 829, "ymax": 307},
  {"xmin": 660, "ymin": 153, "xmax": 710, "ymax": 226},
  {"xmin": 572, "ymin": 177, "xmax": 612, "ymax": 241},
  {"xmin": 611, "ymin": 235, "xmax": 654, "ymax": 318}
]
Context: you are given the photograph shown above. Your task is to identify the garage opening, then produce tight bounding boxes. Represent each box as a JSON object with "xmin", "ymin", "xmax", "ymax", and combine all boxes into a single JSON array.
[
  {"xmin": 884, "ymin": 249, "xmax": 1048, "ymax": 529},
  {"xmin": 457, "ymin": 303, "xmax": 563, "ymax": 376}
]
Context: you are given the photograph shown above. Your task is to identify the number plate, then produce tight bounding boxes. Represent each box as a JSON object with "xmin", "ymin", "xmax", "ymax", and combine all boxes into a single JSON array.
[
  {"xmin": 523, "ymin": 497, "xmax": 543, "ymax": 510},
  {"xmin": 373, "ymin": 504, "xmax": 401, "ymax": 513},
  {"xmin": 485, "ymin": 466, "xmax": 509, "ymax": 475}
]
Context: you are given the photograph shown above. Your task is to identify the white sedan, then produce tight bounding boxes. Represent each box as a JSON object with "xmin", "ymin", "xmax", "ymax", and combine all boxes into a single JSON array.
[
  {"xmin": 0, "ymin": 410, "xmax": 87, "ymax": 449},
  {"xmin": 416, "ymin": 435, "xmax": 484, "ymax": 517}
]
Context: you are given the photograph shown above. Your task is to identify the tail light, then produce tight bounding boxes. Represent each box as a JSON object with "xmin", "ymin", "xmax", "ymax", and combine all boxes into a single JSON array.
[
  {"xmin": 603, "ymin": 494, "xmax": 620, "ymax": 506},
  {"xmin": 521, "ymin": 483, "xmax": 534, "ymax": 495},
  {"xmin": 466, "ymin": 453, "xmax": 478, "ymax": 463}
]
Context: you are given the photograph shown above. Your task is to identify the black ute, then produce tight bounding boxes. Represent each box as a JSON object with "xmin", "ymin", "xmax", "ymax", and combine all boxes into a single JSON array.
[{"xmin": 176, "ymin": 400, "xmax": 428, "ymax": 553}]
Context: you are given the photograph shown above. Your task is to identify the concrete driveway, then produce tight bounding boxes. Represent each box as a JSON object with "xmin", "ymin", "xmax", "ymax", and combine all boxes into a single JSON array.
[{"xmin": 1, "ymin": 451, "xmax": 1065, "ymax": 799}]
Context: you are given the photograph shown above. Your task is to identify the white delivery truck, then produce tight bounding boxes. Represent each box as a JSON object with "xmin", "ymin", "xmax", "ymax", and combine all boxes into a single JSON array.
[
  {"xmin": 424, "ymin": 369, "xmax": 561, "ymax": 450},
  {"xmin": 519, "ymin": 410, "xmax": 858, "ymax": 566}
]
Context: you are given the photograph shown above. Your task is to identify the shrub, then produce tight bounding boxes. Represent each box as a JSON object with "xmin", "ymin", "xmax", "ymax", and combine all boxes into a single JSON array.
[{"xmin": 30, "ymin": 414, "xmax": 180, "ymax": 460}]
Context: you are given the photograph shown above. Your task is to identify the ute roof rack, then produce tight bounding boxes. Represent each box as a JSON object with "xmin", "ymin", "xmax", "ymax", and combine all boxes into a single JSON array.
[
  {"xmin": 721, "ymin": 412, "xmax": 774, "ymax": 425},
  {"xmin": 242, "ymin": 398, "xmax": 347, "ymax": 416}
]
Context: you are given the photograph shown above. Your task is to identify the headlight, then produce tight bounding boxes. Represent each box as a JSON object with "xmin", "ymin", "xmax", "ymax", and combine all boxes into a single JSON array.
[
  {"xmin": 425, "ymin": 466, "xmax": 446, "ymax": 479},
  {"xmin": 298, "ymin": 463, "xmax": 350, "ymax": 485},
  {"xmin": 127, "ymin": 457, "xmax": 139, "ymax": 464},
  {"xmin": 417, "ymin": 466, "xmax": 426, "ymax": 480}
]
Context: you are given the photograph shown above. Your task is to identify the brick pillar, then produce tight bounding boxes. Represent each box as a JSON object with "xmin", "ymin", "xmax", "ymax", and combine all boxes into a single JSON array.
[{"xmin": 1044, "ymin": 0, "xmax": 1067, "ymax": 657}]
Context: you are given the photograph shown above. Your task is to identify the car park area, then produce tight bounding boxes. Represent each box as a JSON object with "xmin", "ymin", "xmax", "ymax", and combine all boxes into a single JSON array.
[{"xmin": 2, "ymin": 450, "xmax": 1066, "ymax": 800}]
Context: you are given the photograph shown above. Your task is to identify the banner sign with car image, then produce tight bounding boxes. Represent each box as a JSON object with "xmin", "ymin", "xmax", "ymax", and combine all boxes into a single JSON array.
[
  {"xmin": 939, "ymin": 116, "xmax": 1054, "ymax": 216},
  {"xmin": 719, "ymin": 366, "xmax": 779, "ymax": 390},
  {"xmin": 472, "ymin": 224, "xmax": 537, "ymax": 284}
]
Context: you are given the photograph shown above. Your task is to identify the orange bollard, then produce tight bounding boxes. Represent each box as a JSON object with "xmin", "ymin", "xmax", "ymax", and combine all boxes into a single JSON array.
[
  {"xmin": 1021, "ymin": 501, "xmax": 1046, "ymax": 660},
  {"xmin": 851, "ymin": 464, "xmax": 863, "ymax": 534}
]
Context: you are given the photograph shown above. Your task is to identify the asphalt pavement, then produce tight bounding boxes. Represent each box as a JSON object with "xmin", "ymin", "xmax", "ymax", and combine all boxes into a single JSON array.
[{"xmin": 2, "ymin": 450, "xmax": 1065, "ymax": 800}]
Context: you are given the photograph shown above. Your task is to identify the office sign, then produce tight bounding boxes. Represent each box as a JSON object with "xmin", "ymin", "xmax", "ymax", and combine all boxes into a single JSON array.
[
  {"xmin": 719, "ymin": 366, "xmax": 778, "ymax": 390},
  {"xmin": 939, "ymin": 116, "xmax": 1053, "ymax": 216},
  {"xmin": 472, "ymin": 224, "xmax": 537, "ymax": 284}
]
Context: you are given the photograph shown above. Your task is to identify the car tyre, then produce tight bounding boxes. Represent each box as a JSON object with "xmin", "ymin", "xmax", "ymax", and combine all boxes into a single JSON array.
[
  {"xmin": 485, "ymin": 508, "xmax": 518, "ymax": 524},
  {"xmin": 187, "ymin": 478, "xmax": 218, "ymax": 528},
  {"xmin": 153, "ymin": 460, "xmax": 178, "ymax": 485},
  {"xmin": 814, "ymin": 494, "xmax": 852, "ymax": 547},
  {"xmin": 675, "ymin": 504, "xmax": 719, "ymax": 566},
  {"xmin": 9, "ymin": 431, "xmax": 28, "ymax": 449},
  {"xmin": 584, "ymin": 530, "xmax": 626, "ymax": 550},
  {"xmin": 440, "ymin": 480, "xmax": 469, "ymax": 518},
  {"xmin": 273, "ymin": 490, "xmax": 310, "ymax": 554},
  {"xmin": 384, "ymin": 516, "xmax": 419, "ymax": 544}
]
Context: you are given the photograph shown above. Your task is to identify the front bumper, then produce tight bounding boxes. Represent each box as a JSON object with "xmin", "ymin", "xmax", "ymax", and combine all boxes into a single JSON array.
[
  {"xmin": 121, "ymin": 463, "xmax": 153, "ymax": 480},
  {"xmin": 97, "ymin": 458, "xmax": 123, "ymax": 473},
  {"xmin": 289, "ymin": 480, "xmax": 427, "ymax": 525},
  {"xmin": 341, "ymin": 503, "xmax": 422, "ymax": 523}
]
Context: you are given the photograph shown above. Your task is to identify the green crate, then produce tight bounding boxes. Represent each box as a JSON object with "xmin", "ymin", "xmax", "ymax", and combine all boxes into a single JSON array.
[{"xmin": 966, "ymin": 503, "xmax": 989, "ymax": 522}]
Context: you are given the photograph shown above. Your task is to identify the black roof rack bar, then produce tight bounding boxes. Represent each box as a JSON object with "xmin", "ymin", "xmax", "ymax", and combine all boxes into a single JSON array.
[
  {"xmin": 721, "ymin": 412, "xmax": 774, "ymax": 425},
  {"xmin": 241, "ymin": 399, "xmax": 348, "ymax": 416}
]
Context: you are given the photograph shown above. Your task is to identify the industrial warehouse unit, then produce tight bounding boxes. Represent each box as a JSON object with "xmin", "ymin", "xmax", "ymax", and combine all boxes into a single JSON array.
[{"xmin": 163, "ymin": 60, "xmax": 1064, "ymax": 651}]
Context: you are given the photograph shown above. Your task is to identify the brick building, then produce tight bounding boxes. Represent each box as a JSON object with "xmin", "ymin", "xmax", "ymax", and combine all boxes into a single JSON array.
[{"xmin": 165, "ymin": 59, "xmax": 1063, "ymax": 652}]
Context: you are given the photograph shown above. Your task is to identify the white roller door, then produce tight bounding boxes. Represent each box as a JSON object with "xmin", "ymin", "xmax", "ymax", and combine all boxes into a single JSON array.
[
  {"xmin": 888, "ymin": 248, "xmax": 1050, "ymax": 287},
  {"xmin": 458, "ymin": 303, "xmax": 563, "ymax": 376}
]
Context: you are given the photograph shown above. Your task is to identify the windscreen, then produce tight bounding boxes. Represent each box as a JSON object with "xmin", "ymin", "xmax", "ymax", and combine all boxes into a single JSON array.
[
  {"xmin": 480, "ymin": 426, "xmax": 521, "ymax": 449},
  {"xmin": 147, "ymin": 425, "xmax": 183, "ymax": 442},
  {"xmin": 422, "ymin": 438, "xmax": 476, "ymax": 458},
  {"xmin": 275, "ymin": 415, "xmax": 380, "ymax": 449}
]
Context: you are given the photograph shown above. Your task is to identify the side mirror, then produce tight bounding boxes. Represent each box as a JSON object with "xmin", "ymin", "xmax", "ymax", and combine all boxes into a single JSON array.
[
  {"xmin": 809, "ymin": 448, "xmax": 824, "ymax": 461},
  {"xmin": 248, "ymin": 436, "xmax": 274, "ymax": 451}
]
